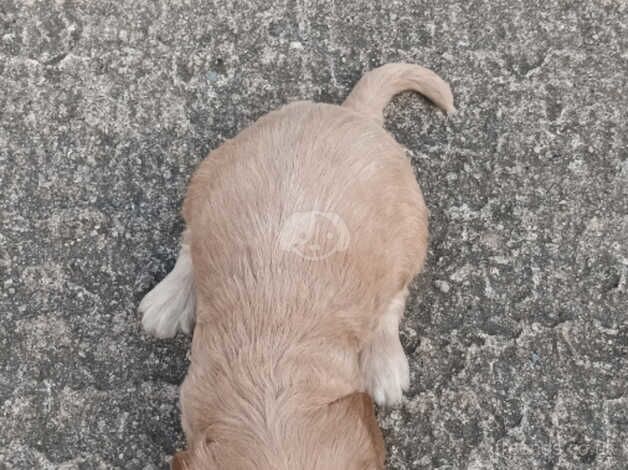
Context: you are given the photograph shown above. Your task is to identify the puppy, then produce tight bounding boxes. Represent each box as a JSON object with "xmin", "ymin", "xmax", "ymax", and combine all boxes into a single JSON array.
[{"xmin": 139, "ymin": 63, "xmax": 454, "ymax": 469}]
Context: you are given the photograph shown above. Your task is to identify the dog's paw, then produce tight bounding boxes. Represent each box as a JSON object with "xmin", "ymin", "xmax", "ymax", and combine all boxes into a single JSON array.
[
  {"xmin": 361, "ymin": 340, "xmax": 410, "ymax": 407},
  {"xmin": 139, "ymin": 247, "xmax": 195, "ymax": 338},
  {"xmin": 139, "ymin": 276, "xmax": 195, "ymax": 338}
]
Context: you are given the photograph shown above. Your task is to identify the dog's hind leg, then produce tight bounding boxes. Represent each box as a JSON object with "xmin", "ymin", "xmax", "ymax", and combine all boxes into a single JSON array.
[
  {"xmin": 139, "ymin": 231, "xmax": 196, "ymax": 338},
  {"xmin": 359, "ymin": 289, "xmax": 410, "ymax": 407}
]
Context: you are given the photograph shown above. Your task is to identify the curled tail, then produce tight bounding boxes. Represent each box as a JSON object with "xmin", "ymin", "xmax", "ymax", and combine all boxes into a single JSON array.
[{"xmin": 342, "ymin": 63, "xmax": 455, "ymax": 123}]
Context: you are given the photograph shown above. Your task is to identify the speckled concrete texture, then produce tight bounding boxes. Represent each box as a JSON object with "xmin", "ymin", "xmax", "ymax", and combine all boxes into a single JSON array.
[{"xmin": 1, "ymin": 1, "xmax": 626, "ymax": 469}]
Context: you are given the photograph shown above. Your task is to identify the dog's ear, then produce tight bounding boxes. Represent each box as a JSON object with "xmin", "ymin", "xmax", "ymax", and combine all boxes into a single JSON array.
[
  {"xmin": 330, "ymin": 392, "xmax": 386, "ymax": 469},
  {"xmin": 352, "ymin": 392, "xmax": 386, "ymax": 469},
  {"xmin": 170, "ymin": 449, "xmax": 191, "ymax": 470}
]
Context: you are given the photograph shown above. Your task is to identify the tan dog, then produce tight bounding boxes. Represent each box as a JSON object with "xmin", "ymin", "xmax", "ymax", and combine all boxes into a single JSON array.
[{"xmin": 139, "ymin": 63, "xmax": 454, "ymax": 469}]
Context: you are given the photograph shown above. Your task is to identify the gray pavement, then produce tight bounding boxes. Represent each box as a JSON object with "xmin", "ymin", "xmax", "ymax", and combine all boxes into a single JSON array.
[{"xmin": 1, "ymin": 1, "xmax": 626, "ymax": 469}]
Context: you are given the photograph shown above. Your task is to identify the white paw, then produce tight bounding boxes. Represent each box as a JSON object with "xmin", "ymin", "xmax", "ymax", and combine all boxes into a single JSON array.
[
  {"xmin": 139, "ymin": 247, "xmax": 195, "ymax": 338},
  {"xmin": 362, "ymin": 340, "xmax": 410, "ymax": 407},
  {"xmin": 361, "ymin": 290, "xmax": 410, "ymax": 407}
]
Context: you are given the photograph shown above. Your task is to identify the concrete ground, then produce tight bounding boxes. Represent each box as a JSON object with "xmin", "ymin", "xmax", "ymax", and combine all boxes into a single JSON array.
[{"xmin": 1, "ymin": 1, "xmax": 626, "ymax": 469}]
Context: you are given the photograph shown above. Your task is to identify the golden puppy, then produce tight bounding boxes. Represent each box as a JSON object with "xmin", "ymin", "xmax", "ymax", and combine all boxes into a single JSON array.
[{"xmin": 139, "ymin": 63, "xmax": 454, "ymax": 469}]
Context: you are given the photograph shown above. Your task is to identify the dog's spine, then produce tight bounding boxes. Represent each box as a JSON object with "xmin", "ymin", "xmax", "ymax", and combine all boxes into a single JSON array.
[{"xmin": 342, "ymin": 63, "xmax": 455, "ymax": 123}]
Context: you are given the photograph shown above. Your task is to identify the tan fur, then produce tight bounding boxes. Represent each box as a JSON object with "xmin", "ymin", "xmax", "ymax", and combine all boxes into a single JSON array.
[{"xmin": 159, "ymin": 63, "xmax": 454, "ymax": 469}]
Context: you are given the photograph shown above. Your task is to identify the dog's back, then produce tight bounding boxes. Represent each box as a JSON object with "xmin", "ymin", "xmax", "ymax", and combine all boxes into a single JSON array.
[{"xmin": 184, "ymin": 99, "xmax": 425, "ymax": 334}]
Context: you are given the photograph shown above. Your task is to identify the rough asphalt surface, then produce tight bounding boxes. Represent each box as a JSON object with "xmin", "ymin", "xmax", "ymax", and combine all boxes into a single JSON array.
[{"xmin": 1, "ymin": 1, "xmax": 627, "ymax": 469}]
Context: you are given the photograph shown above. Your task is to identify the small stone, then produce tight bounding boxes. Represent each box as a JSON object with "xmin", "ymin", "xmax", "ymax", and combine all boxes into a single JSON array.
[{"xmin": 434, "ymin": 280, "xmax": 451, "ymax": 293}]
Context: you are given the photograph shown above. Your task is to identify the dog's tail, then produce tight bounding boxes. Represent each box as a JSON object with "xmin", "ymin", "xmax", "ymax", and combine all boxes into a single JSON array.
[{"xmin": 342, "ymin": 63, "xmax": 455, "ymax": 123}]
